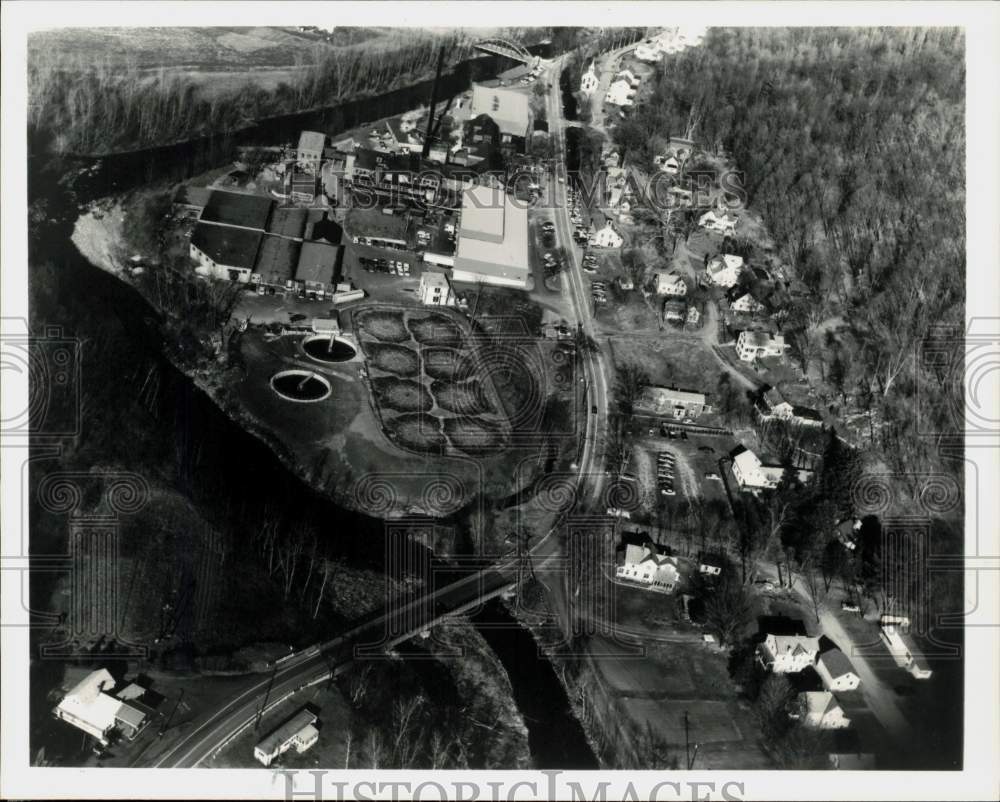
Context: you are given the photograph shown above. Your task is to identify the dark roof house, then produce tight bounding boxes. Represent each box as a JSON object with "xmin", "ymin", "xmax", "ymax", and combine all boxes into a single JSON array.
[
  {"xmin": 296, "ymin": 241, "xmax": 343, "ymax": 285},
  {"xmin": 199, "ymin": 190, "xmax": 273, "ymax": 231},
  {"xmin": 191, "ymin": 224, "xmax": 262, "ymax": 270},
  {"xmin": 254, "ymin": 236, "xmax": 301, "ymax": 286}
]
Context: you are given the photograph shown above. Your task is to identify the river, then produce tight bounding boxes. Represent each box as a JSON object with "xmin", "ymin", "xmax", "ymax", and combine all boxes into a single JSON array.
[{"xmin": 26, "ymin": 41, "xmax": 597, "ymax": 769}]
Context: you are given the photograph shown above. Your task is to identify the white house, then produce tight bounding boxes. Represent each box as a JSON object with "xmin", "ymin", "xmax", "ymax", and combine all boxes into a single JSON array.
[
  {"xmin": 756, "ymin": 633, "xmax": 821, "ymax": 673},
  {"xmin": 880, "ymin": 625, "xmax": 933, "ymax": 679},
  {"xmin": 797, "ymin": 692, "xmax": 851, "ymax": 730},
  {"xmin": 617, "ymin": 69, "xmax": 641, "ymax": 88},
  {"xmin": 636, "ymin": 386, "xmax": 708, "ymax": 419},
  {"xmin": 254, "ymin": 709, "xmax": 319, "ymax": 767},
  {"xmin": 816, "ymin": 648, "xmax": 862, "ymax": 692},
  {"xmin": 705, "ymin": 254, "xmax": 745, "ymax": 287},
  {"xmin": 418, "ymin": 271, "xmax": 454, "ymax": 306},
  {"xmin": 605, "ymin": 79, "xmax": 636, "ymax": 107},
  {"xmin": 732, "ymin": 448, "xmax": 782, "ymax": 491},
  {"xmin": 634, "ymin": 42, "xmax": 663, "ymax": 63},
  {"xmin": 732, "ymin": 447, "xmax": 813, "ymax": 492},
  {"xmin": 580, "ymin": 63, "xmax": 599, "ymax": 96},
  {"xmin": 52, "ymin": 669, "xmax": 150, "ymax": 745},
  {"xmin": 655, "ymin": 270, "xmax": 687, "ymax": 296},
  {"xmin": 736, "ymin": 330, "xmax": 786, "ymax": 362},
  {"xmin": 699, "ymin": 209, "xmax": 739, "ymax": 235},
  {"xmin": 698, "ymin": 553, "xmax": 724, "ymax": 576},
  {"xmin": 53, "ymin": 669, "xmax": 122, "ymax": 744},
  {"xmin": 590, "ymin": 222, "xmax": 624, "ymax": 249},
  {"xmin": 731, "ymin": 292, "xmax": 766, "ymax": 314},
  {"xmin": 616, "ymin": 544, "xmax": 679, "ymax": 593}
]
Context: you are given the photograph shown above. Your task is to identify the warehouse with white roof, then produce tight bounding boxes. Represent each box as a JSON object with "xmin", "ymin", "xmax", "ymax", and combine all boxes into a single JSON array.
[{"xmin": 452, "ymin": 185, "xmax": 530, "ymax": 289}]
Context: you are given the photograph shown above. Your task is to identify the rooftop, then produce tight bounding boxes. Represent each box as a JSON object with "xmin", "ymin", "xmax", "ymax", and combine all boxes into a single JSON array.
[
  {"xmin": 641, "ymin": 386, "xmax": 707, "ymax": 405},
  {"xmin": 296, "ymin": 241, "xmax": 342, "ymax": 284},
  {"xmin": 470, "ymin": 84, "xmax": 530, "ymax": 137},
  {"xmin": 298, "ymin": 130, "xmax": 326, "ymax": 153},
  {"xmin": 191, "ymin": 223, "xmax": 263, "ymax": 271},
  {"xmin": 819, "ymin": 647, "xmax": 857, "ymax": 679},
  {"xmin": 255, "ymin": 709, "xmax": 318, "ymax": 757},
  {"xmin": 266, "ymin": 207, "xmax": 309, "ymax": 239},
  {"xmin": 255, "ymin": 235, "xmax": 301, "ymax": 285},
  {"xmin": 172, "ymin": 185, "xmax": 212, "ymax": 208},
  {"xmin": 454, "ymin": 186, "xmax": 529, "ymax": 281},
  {"xmin": 200, "ymin": 190, "xmax": 273, "ymax": 231}
]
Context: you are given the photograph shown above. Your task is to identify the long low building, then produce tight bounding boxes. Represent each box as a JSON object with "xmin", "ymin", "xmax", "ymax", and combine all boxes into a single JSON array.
[
  {"xmin": 254, "ymin": 708, "xmax": 319, "ymax": 767},
  {"xmin": 190, "ymin": 223, "xmax": 263, "ymax": 283},
  {"xmin": 636, "ymin": 386, "xmax": 710, "ymax": 419},
  {"xmin": 452, "ymin": 185, "xmax": 530, "ymax": 289}
]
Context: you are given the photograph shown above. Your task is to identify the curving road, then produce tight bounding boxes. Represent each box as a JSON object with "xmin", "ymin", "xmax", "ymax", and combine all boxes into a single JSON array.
[
  {"xmin": 543, "ymin": 54, "xmax": 612, "ymax": 507},
  {"xmin": 141, "ymin": 56, "xmax": 613, "ymax": 770}
]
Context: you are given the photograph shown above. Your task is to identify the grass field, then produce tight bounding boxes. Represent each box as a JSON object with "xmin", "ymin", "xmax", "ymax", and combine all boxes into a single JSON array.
[{"xmin": 29, "ymin": 26, "xmax": 389, "ymax": 101}]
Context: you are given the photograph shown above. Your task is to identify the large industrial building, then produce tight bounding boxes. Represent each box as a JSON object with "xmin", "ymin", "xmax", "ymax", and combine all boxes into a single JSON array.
[{"xmin": 452, "ymin": 185, "xmax": 530, "ymax": 289}]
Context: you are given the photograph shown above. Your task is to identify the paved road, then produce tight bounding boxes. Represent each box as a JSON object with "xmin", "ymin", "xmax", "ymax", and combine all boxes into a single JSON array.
[
  {"xmin": 544, "ymin": 55, "xmax": 612, "ymax": 508},
  {"xmin": 757, "ymin": 562, "xmax": 909, "ymax": 739},
  {"xmin": 142, "ymin": 58, "xmax": 615, "ymax": 768}
]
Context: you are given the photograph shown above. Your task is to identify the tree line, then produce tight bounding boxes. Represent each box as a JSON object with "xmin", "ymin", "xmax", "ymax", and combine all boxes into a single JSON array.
[{"xmin": 611, "ymin": 26, "xmax": 964, "ymax": 487}]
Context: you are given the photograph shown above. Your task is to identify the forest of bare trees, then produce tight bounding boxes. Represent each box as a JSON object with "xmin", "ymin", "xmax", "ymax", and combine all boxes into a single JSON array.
[{"xmin": 612, "ymin": 27, "xmax": 965, "ymax": 484}]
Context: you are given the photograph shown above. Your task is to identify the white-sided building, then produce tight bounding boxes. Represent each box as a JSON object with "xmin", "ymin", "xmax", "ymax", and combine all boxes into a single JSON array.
[
  {"xmin": 731, "ymin": 292, "xmax": 766, "ymax": 314},
  {"xmin": 617, "ymin": 69, "xmax": 641, "ymax": 88},
  {"xmin": 254, "ymin": 709, "xmax": 319, "ymax": 767},
  {"xmin": 655, "ymin": 270, "xmax": 688, "ymax": 296},
  {"xmin": 636, "ymin": 386, "xmax": 708, "ymax": 419},
  {"xmin": 634, "ymin": 42, "xmax": 663, "ymax": 63},
  {"xmin": 736, "ymin": 330, "xmax": 786, "ymax": 362},
  {"xmin": 297, "ymin": 130, "xmax": 326, "ymax": 174},
  {"xmin": 590, "ymin": 221, "xmax": 624, "ymax": 249},
  {"xmin": 756, "ymin": 633, "xmax": 821, "ymax": 673},
  {"xmin": 580, "ymin": 62, "xmax": 600, "ymax": 96},
  {"xmin": 817, "ymin": 648, "xmax": 862, "ymax": 692},
  {"xmin": 798, "ymin": 692, "xmax": 851, "ymax": 730},
  {"xmin": 880, "ymin": 625, "xmax": 933, "ymax": 679},
  {"xmin": 53, "ymin": 669, "xmax": 121, "ymax": 744},
  {"xmin": 605, "ymin": 79, "xmax": 637, "ymax": 107},
  {"xmin": 732, "ymin": 447, "xmax": 812, "ymax": 491},
  {"xmin": 705, "ymin": 254, "xmax": 745, "ymax": 288},
  {"xmin": 418, "ymin": 271, "xmax": 454, "ymax": 306},
  {"xmin": 53, "ymin": 669, "xmax": 151, "ymax": 745},
  {"xmin": 616, "ymin": 544, "xmax": 679, "ymax": 593},
  {"xmin": 452, "ymin": 185, "xmax": 530, "ymax": 288},
  {"xmin": 699, "ymin": 209, "xmax": 739, "ymax": 236}
]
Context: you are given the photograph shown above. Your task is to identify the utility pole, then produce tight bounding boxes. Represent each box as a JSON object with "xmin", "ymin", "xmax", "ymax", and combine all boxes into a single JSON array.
[
  {"xmin": 684, "ymin": 710, "xmax": 690, "ymax": 769},
  {"xmin": 254, "ymin": 666, "xmax": 278, "ymax": 731},
  {"xmin": 159, "ymin": 689, "xmax": 184, "ymax": 737}
]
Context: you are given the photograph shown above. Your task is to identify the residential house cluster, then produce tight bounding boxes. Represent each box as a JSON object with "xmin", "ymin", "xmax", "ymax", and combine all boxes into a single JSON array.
[
  {"xmin": 53, "ymin": 668, "xmax": 154, "ymax": 745},
  {"xmin": 633, "ymin": 26, "xmax": 709, "ymax": 63},
  {"xmin": 756, "ymin": 385, "xmax": 825, "ymax": 427},
  {"xmin": 756, "ymin": 627, "xmax": 861, "ymax": 732},
  {"xmin": 605, "ymin": 69, "xmax": 641, "ymax": 107}
]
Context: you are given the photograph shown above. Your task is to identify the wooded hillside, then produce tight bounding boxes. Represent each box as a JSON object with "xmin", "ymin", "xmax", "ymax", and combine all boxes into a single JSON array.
[{"xmin": 615, "ymin": 27, "xmax": 965, "ymax": 483}]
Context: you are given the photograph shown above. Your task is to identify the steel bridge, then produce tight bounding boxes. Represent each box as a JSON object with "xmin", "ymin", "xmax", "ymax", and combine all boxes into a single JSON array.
[{"xmin": 473, "ymin": 37, "xmax": 537, "ymax": 66}]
